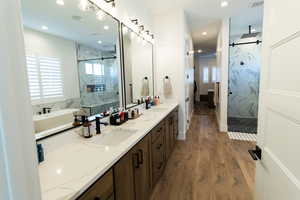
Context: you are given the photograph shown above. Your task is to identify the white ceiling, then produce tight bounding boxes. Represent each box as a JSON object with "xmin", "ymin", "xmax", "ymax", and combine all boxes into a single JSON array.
[
  {"xmin": 21, "ymin": 0, "xmax": 119, "ymax": 51},
  {"xmin": 143, "ymin": 0, "xmax": 264, "ymax": 53}
]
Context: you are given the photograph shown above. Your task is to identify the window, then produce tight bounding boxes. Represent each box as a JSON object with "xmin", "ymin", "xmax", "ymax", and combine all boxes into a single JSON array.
[
  {"xmin": 26, "ymin": 54, "xmax": 63, "ymax": 101},
  {"xmin": 85, "ymin": 63, "xmax": 104, "ymax": 76},
  {"xmin": 85, "ymin": 63, "xmax": 93, "ymax": 75},
  {"xmin": 212, "ymin": 67, "xmax": 217, "ymax": 82},
  {"xmin": 203, "ymin": 67, "xmax": 209, "ymax": 83}
]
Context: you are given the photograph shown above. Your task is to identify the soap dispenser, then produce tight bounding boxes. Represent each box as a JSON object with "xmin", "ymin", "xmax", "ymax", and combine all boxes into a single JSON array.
[{"xmin": 82, "ymin": 116, "xmax": 92, "ymax": 138}]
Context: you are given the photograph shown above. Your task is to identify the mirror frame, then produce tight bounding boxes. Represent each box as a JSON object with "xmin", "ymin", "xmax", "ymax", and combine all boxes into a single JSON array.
[{"xmin": 120, "ymin": 23, "xmax": 155, "ymax": 110}]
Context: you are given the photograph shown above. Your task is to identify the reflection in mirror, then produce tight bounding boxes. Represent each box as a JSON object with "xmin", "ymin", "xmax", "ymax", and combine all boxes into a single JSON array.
[
  {"xmin": 122, "ymin": 25, "xmax": 154, "ymax": 108},
  {"xmin": 21, "ymin": 0, "xmax": 122, "ymax": 137}
]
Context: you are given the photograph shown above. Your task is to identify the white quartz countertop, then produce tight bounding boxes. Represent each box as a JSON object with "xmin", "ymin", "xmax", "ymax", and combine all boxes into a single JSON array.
[{"xmin": 38, "ymin": 103, "xmax": 179, "ymax": 200}]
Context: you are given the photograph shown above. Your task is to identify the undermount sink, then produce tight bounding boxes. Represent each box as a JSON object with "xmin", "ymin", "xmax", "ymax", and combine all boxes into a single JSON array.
[{"xmin": 84, "ymin": 128, "xmax": 138, "ymax": 146}]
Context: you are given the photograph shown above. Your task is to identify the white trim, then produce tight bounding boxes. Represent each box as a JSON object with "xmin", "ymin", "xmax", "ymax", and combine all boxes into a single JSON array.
[{"xmin": 264, "ymin": 147, "xmax": 300, "ymax": 190}]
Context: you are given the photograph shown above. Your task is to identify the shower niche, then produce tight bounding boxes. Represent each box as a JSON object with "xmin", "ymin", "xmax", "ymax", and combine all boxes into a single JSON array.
[{"xmin": 228, "ymin": 11, "xmax": 263, "ymax": 134}]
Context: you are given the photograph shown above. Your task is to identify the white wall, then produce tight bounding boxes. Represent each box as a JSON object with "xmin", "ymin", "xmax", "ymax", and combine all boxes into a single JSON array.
[
  {"xmin": 194, "ymin": 55, "xmax": 217, "ymax": 101},
  {"xmin": 23, "ymin": 28, "xmax": 80, "ymax": 103},
  {"xmin": 216, "ymin": 19, "xmax": 230, "ymax": 132},
  {"xmin": 153, "ymin": 9, "xmax": 194, "ymax": 140},
  {"xmin": 0, "ymin": 0, "xmax": 41, "ymax": 199}
]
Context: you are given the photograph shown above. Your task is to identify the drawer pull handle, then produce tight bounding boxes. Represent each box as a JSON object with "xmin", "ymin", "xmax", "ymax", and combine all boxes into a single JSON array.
[
  {"xmin": 138, "ymin": 149, "xmax": 144, "ymax": 165},
  {"xmin": 133, "ymin": 153, "xmax": 139, "ymax": 168}
]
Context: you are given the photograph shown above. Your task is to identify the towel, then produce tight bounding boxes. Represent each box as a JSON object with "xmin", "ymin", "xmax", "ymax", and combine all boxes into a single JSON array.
[
  {"xmin": 141, "ymin": 79, "xmax": 150, "ymax": 97},
  {"xmin": 163, "ymin": 77, "xmax": 173, "ymax": 97}
]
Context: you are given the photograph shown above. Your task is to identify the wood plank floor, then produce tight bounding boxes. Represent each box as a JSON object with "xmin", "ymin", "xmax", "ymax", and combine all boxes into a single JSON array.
[{"xmin": 150, "ymin": 103, "xmax": 256, "ymax": 200}]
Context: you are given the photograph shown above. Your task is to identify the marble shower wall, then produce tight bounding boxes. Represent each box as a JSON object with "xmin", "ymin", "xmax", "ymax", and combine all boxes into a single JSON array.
[{"xmin": 228, "ymin": 36, "xmax": 261, "ymax": 119}]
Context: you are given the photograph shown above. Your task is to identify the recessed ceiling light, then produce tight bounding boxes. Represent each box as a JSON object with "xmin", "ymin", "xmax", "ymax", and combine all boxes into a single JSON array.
[
  {"xmin": 41, "ymin": 25, "xmax": 48, "ymax": 30},
  {"xmin": 104, "ymin": 25, "xmax": 109, "ymax": 30},
  {"xmin": 98, "ymin": 40, "xmax": 102, "ymax": 44},
  {"xmin": 56, "ymin": 0, "xmax": 64, "ymax": 6},
  {"xmin": 202, "ymin": 32, "xmax": 207, "ymax": 36},
  {"xmin": 221, "ymin": 1, "xmax": 229, "ymax": 7}
]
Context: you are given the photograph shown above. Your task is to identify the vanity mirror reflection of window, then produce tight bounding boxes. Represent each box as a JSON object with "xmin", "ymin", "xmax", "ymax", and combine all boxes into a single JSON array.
[
  {"xmin": 21, "ymin": 0, "xmax": 122, "ymax": 137},
  {"xmin": 122, "ymin": 24, "xmax": 154, "ymax": 108}
]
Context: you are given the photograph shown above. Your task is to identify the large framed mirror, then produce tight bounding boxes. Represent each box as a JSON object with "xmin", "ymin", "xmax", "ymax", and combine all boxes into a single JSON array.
[
  {"xmin": 21, "ymin": 0, "xmax": 122, "ymax": 139},
  {"xmin": 121, "ymin": 24, "xmax": 154, "ymax": 109}
]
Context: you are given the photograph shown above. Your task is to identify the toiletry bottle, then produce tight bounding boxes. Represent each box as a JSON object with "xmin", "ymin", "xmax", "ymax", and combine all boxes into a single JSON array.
[
  {"xmin": 73, "ymin": 115, "xmax": 81, "ymax": 127},
  {"xmin": 82, "ymin": 117, "xmax": 92, "ymax": 138},
  {"xmin": 96, "ymin": 116, "xmax": 101, "ymax": 134}
]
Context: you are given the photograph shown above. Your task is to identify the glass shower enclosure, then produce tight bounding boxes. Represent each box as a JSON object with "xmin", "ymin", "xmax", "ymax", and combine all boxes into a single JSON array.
[{"xmin": 227, "ymin": 10, "xmax": 263, "ymax": 134}]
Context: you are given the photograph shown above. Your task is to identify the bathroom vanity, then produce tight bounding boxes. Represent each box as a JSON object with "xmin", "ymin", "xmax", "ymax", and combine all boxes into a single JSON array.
[{"xmin": 38, "ymin": 103, "xmax": 178, "ymax": 200}]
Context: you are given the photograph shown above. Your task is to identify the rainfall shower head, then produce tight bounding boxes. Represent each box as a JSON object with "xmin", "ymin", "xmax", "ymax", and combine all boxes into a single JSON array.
[{"xmin": 241, "ymin": 25, "xmax": 260, "ymax": 39}]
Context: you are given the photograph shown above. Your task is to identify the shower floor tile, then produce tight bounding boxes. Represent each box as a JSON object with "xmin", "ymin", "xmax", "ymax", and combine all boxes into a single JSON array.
[{"xmin": 228, "ymin": 117, "xmax": 257, "ymax": 134}]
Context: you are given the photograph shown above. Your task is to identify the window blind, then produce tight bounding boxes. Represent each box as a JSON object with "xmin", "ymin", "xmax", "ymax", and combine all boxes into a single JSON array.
[{"xmin": 26, "ymin": 54, "xmax": 63, "ymax": 101}]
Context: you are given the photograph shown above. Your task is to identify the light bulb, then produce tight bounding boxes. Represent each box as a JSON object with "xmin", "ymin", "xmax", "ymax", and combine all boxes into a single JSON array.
[
  {"xmin": 56, "ymin": 0, "xmax": 64, "ymax": 6},
  {"xmin": 137, "ymin": 36, "xmax": 141, "ymax": 43},
  {"xmin": 130, "ymin": 31, "xmax": 135, "ymax": 39},
  {"xmin": 41, "ymin": 25, "xmax": 48, "ymax": 30},
  {"xmin": 221, "ymin": 1, "xmax": 229, "ymax": 7},
  {"xmin": 78, "ymin": 0, "xmax": 88, "ymax": 11},
  {"xmin": 104, "ymin": 25, "xmax": 109, "ymax": 30},
  {"xmin": 96, "ymin": 10, "xmax": 105, "ymax": 21}
]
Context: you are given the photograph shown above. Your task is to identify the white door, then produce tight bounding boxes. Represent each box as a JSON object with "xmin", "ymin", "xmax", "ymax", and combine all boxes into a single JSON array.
[{"xmin": 255, "ymin": 0, "xmax": 300, "ymax": 199}]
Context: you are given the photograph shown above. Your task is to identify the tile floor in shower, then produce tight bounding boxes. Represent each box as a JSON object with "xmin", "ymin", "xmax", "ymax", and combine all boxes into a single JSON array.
[{"xmin": 228, "ymin": 117, "xmax": 258, "ymax": 134}]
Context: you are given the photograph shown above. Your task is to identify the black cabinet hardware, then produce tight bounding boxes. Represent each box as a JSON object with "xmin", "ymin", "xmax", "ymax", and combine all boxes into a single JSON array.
[
  {"xmin": 133, "ymin": 153, "xmax": 139, "ymax": 168},
  {"xmin": 138, "ymin": 149, "xmax": 143, "ymax": 164}
]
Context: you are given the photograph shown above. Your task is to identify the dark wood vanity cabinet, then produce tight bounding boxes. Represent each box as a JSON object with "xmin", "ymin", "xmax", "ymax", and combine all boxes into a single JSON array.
[
  {"xmin": 78, "ymin": 169, "xmax": 114, "ymax": 200},
  {"xmin": 80, "ymin": 107, "xmax": 178, "ymax": 200},
  {"xmin": 114, "ymin": 134, "xmax": 151, "ymax": 200},
  {"xmin": 150, "ymin": 107, "xmax": 179, "ymax": 188},
  {"xmin": 150, "ymin": 122, "xmax": 166, "ymax": 186}
]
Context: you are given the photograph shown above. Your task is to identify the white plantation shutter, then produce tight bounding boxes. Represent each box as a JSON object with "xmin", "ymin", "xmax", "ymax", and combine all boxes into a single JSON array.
[{"xmin": 26, "ymin": 54, "xmax": 64, "ymax": 101}]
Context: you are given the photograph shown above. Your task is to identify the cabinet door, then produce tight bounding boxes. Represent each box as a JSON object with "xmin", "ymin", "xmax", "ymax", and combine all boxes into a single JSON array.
[
  {"xmin": 78, "ymin": 169, "xmax": 114, "ymax": 200},
  {"xmin": 114, "ymin": 152, "xmax": 135, "ymax": 200},
  {"xmin": 173, "ymin": 110, "xmax": 179, "ymax": 145},
  {"xmin": 165, "ymin": 118, "xmax": 171, "ymax": 159},
  {"xmin": 133, "ymin": 135, "xmax": 150, "ymax": 200}
]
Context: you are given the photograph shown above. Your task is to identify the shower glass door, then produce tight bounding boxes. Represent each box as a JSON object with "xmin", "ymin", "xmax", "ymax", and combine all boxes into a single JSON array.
[{"xmin": 228, "ymin": 14, "xmax": 263, "ymax": 133}]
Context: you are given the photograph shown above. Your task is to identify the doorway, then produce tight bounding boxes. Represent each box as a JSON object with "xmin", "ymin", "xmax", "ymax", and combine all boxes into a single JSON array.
[{"xmin": 227, "ymin": 8, "xmax": 264, "ymax": 134}]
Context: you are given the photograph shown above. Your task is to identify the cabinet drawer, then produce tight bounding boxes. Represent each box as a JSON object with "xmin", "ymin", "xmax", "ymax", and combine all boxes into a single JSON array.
[
  {"xmin": 78, "ymin": 169, "xmax": 114, "ymax": 200},
  {"xmin": 151, "ymin": 122, "xmax": 165, "ymax": 143},
  {"xmin": 151, "ymin": 133, "xmax": 165, "ymax": 186}
]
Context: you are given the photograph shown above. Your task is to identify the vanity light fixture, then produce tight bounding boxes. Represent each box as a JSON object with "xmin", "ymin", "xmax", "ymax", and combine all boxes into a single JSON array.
[
  {"xmin": 104, "ymin": 0, "xmax": 115, "ymax": 8},
  {"xmin": 139, "ymin": 25, "xmax": 145, "ymax": 31},
  {"xmin": 41, "ymin": 25, "xmax": 48, "ymax": 30},
  {"xmin": 56, "ymin": 0, "xmax": 64, "ymax": 6},
  {"xmin": 98, "ymin": 40, "xmax": 102, "ymax": 44},
  {"xmin": 221, "ymin": 1, "xmax": 229, "ymax": 7},
  {"xmin": 104, "ymin": 25, "xmax": 109, "ymax": 30},
  {"xmin": 131, "ymin": 19, "xmax": 139, "ymax": 25},
  {"xmin": 96, "ymin": 10, "xmax": 105, "ymax": 21},
  {"xmin": 202, "ymin": 31, "xmax": 207, "ymax": 36}
]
